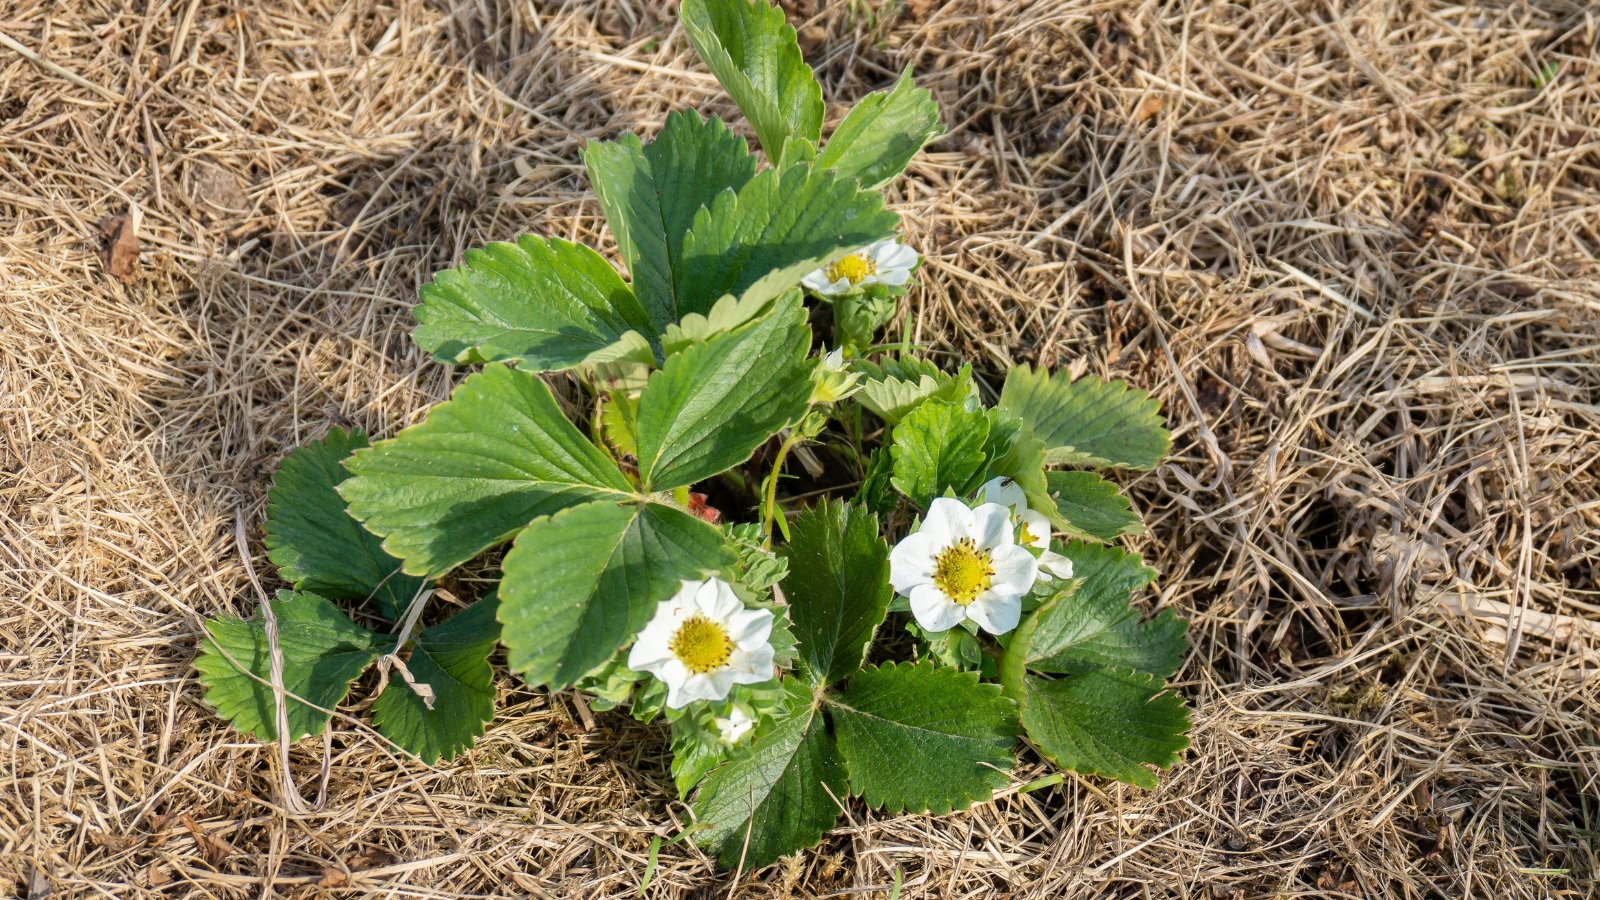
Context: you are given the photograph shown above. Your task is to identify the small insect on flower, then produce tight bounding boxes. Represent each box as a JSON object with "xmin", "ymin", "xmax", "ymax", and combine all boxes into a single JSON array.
[
  {"xmin": 888, "ymin": 497, "xmax": 1039, "ymax": 635},
  {"xmin": 801, "ymin": 238, "xmax": 919, "ymax": 297},
  {"xmin": 628, "ymin": 578, "xmax": 776, "ymax": 709},
  {"xmin": 714, "ymin": 706, "xmax": 755, "ymax": 744},
  {"xmin": 977, "ymin": 477, "xmax": 1074, "ymax": 581}
]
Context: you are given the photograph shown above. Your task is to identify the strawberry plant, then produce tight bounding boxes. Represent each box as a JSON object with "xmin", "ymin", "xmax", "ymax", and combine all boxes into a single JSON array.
[{"xmin": 197, "ymin": 0, "xmax": 1189, "ymax": 867}]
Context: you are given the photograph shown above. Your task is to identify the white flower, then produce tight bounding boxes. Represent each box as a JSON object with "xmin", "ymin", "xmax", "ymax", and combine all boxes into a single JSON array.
[
  {"xmin": 801, "ymin": 239, "xmax": 919, "ymax": 296},
  {"xmin": 978, "ymin": 477, "xmax": 1075, "ymax": 581},
  {"xmin": 888, "ymin": 497, "xmax": 1038, "ymax": 635},
  {"xmin": 627, "ymin": 578, "xmax": 775, "ymax": 709},
  {"xmin": 809, "ymin": 346, "xmax": 861, "ymax": 403},
  {"xmin": 714, "ymin": 706, "xmax": 755, "ymax": 744}
]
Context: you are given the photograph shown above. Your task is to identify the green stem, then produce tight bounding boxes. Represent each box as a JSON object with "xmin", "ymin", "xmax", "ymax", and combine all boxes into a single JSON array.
[
  {"xmin": 761, "ymin": 429, "xmax": 806, "ymax": 548},
  {"xmin": 997, "ymin": 608, "xmax": 1039, "ymax": 703}
]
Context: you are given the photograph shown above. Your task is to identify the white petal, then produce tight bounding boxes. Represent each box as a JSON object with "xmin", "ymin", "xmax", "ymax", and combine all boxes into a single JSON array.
[
  {"xmin": 988, "ymin": 543, "xmax": 1039, "ymax": 595},
  {"xmin": 728, "ymin": 642, "xmax": 776, "ymax": 684},
  {"xmin": 888, "ymin": 531, "xmax": 941, "ymax": 593},
  {"xmin": 969, "ymin": 502, "xmax": 1015, "ymax": 549},
  {"xmin": 877, "ymin": 243, "xmax": 919, "ymax": 272},
  {"xmin": 700, "ymin": 578, "xmax": 743, "ymax": 622},
  {"xmin": 728, "ymin": 606, "xmax": 774, "ymax": 647},
  {"xmin": 876, "ymin": 269, "xmax": 911, "ymax": 286},
  {"xmin": 977, "ymin": 476, "xmax": 1028, "ymax": 514},
  {"xmin": 626, "ymin": 623, "xmax": 675, "ymax": 670},
  {"xmin": 1040, "ymin": 550, "xmax": 1074, "ymax": 580},
  {"xmin": 801, "ymin": 269, "xmax": 830, "ymax": 291},
  {"xmin": 654, "ymin": 660, "xmax": 694, "ymax": 707},
  {"xmin": 716, "ymin": 708, "xmax": 755, "ymax": 744},
  {"xmin": 922, "ymin": 497, "xmax": 975, "ymax": 544},
  {"xmin": 1021, "ymin": 509, "xmax": 1052, "ymax": 549},
  {"xmin": 966, "ymin": 593, "xmax": 1021, "ymax": 635},
  {"xmin": 673, "ymin": 672, "xmax": 730, "ymax": 707},
  {"xmin": 909, "ymin": 583, "xmax": 966, "ymax": 632}
]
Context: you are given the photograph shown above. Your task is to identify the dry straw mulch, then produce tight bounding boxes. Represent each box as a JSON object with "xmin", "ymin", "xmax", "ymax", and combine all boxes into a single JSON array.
[{"xmin": 3, "ymin": 0, "xmax": 1598, "ymax": 897}]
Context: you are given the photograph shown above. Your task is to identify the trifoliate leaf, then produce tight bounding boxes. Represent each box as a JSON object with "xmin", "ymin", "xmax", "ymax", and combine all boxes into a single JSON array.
[
  {"xmin": 778, "ymin": 499, "xmax": 892, "ymax": 686},
  {"xmin": 815, "ymin": 69, "xmax": 943, "ymax": 188},
  {"xmin": 498, "ymin": 500, "xmax": 736, "ymax": 689},
  {"xmin": 677, "ymin": 162, "xmax": 898, "ymax": 315},
  {"xmin": 1023, "ymin": 542, "xmax": 1183, "ymax": 679},
  {"xmin": 853, "ymin": 357, "xmax": 974, "ymax": 425},
  {"xmin": 1046, "ymin": 470, "xmax": 1143, "ymax": 542},
  {"xmin": 828, "ymin": 662, "xmax": 1017, "ymax": 814},
  {"xmin": 998, "ymin": 366, "xmax": 1170, "ymax": 469},
  {"xmin": 195, "ymin": 591, "xmax": 383, "ymax": 742},
  {"xmin": 412, "ymin": 236, "xmax": 653, "ymax": 370},
  {"xmin": 889, "ymin": 399, "xmax": 989, "ymax": 508},
  {"xmin": 265, "ymin": 428, "xmax": 427, "ymax": 622},
  {"xmin": 371, "ymin": 593, "xmax": 501, "ymax": 764},
  {"xmin": 681, "ymin": 0, "xmax": 823, "ymax": 163},
  {"xmin": 340, "ymin": 363, "xmax": 634, "ymax": 576},
  {"xmin": 692, "ymin": 678, "xmax": 845, "ymax": 868},
  {"xmin": 1018, "ymin": 671, "xmax": 1189, "ymax": 789},
  {"xmin": 634, "ymin": 294, "xmax": 812, "ymax": 491},
  {"xmin": 584, "ymin": 110, "xmax": 761, "ymax": 333}
]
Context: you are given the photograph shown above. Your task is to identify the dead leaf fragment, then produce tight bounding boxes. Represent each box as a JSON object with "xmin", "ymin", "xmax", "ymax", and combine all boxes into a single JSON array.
[
  {"xmin": 1134, "ymin": 95, "xmax": 1163, "ymax": 123},
  {"xmin": 95, "ymin": 206, "xmax": 141, "ymax": 283}
]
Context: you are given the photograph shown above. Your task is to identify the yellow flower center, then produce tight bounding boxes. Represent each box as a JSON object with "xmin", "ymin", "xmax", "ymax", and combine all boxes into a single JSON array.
[
  {"xmin": 932, "ymin": 538, "xmax": 994, "ymax": 606},
  {"xmin": 669, "ymin": 615, "xmax": 734, "ymax": 674},
  {"xmin": 826, "ymin": 253, "xmax": 877, "ymax": 285},
  {"xmin": 1018, "ymin": 520, "xmax": 1040, "ymax": 547}
]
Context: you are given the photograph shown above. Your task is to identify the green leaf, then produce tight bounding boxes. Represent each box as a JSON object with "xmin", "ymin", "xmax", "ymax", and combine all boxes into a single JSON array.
[
  {"xmin": 584, "ymin": 110, "xmax": 761, "ymax": 332},
  {"xmin": 1046, "ymin": 470, "xmax": 1142, "ymax": 542},
  {"xmin": 1024, "ymin": 542, "xmax": 1184, "ymax": 679},
  {"xmin": 889, "ymin": 399, "xmax": 989, "ymax": 507},
  {"xmin": 828, "ymin": 662, "xmax": 1017, "ymax": 814},
  {"xmin": 1018, "ymin": 671, "xmax": 1189, "ymax": 789},
  {"xmin": 340, "ymin": 363, "xmax": 634, "ymax": 577},
  {"xmin": 412, "ymin": 236, "xmax": 653, "ymax": 370},
  {"xmin": 778, "ymin": 499, "xmax": 892, "ymax": 686},
  {"xmin": 681, "ymin": 0, "xmax": 823, "ymax": 162},
  {"xmin": 371, "ymin": 593, "xmax": 501, "ymax": 764},
  {"xmin": 692, "ymin": 678, "xmax": 845, "ymax": 868},
  {"xmin": 815, "ymin": 70, "xmax": 943, "ymax": 188},
  {"xmin": 998, "ymin": 366, "xmax": 1170, "ymax": 469},
  {"xmin": 672, "ymin": 719, "xmax": 730, "ymax": 799},
  {"xmin": 677, "ymin": 162, "xmax": 899, "ymax": 315},
  {"xmin": 265, "ymin": 428, "xmax": 427, "ymax": 622},
  {"xmin": 981, "ymin": 407, "xmax": 1054, "ymax": 526},
  {"xmin": 853, "ymin": 357, "xmax": 973, "ymax": 425},
  {"xmin": 195, "ymin": 591, "xmax": 383, "ymax": 742},
  {"xmin": 634, "ymin": 295, "xmax": 813, "ymax": 491},
  {"xmin": 498, "ymin": 500, "xmax": 735, "ymax": 689}
]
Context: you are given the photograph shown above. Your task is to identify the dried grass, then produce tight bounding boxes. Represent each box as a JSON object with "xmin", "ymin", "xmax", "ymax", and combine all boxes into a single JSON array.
[{"xmin": 3, "ymin": 0, "xmax": 1599, "ymax": 897}]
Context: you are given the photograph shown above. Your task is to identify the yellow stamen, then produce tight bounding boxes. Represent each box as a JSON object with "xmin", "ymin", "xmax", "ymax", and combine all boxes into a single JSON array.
[
  {"xmin": 1018, "ymin": 521, "xmax": 1040, "ymax": 547},
  {"xmin": 826, "ymin": 253, "xmax": 877, "ymax": 285},
  {"xmin": 669, "ymin": 615, "xmax": 734, "ymax": 674},
  {"xmin": 932, "ymin": 538, "xmax": 994, "ymax": 606}
]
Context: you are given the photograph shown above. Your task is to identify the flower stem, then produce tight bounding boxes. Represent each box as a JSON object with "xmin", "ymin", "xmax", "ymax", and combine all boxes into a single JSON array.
[
  {"xmin": 997, "ymin": 608, "xmax": 1039, "ymax": 703},
  {"xmin": 761, "ymin": 430, "xmax": 805, "ymax": 548}
]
